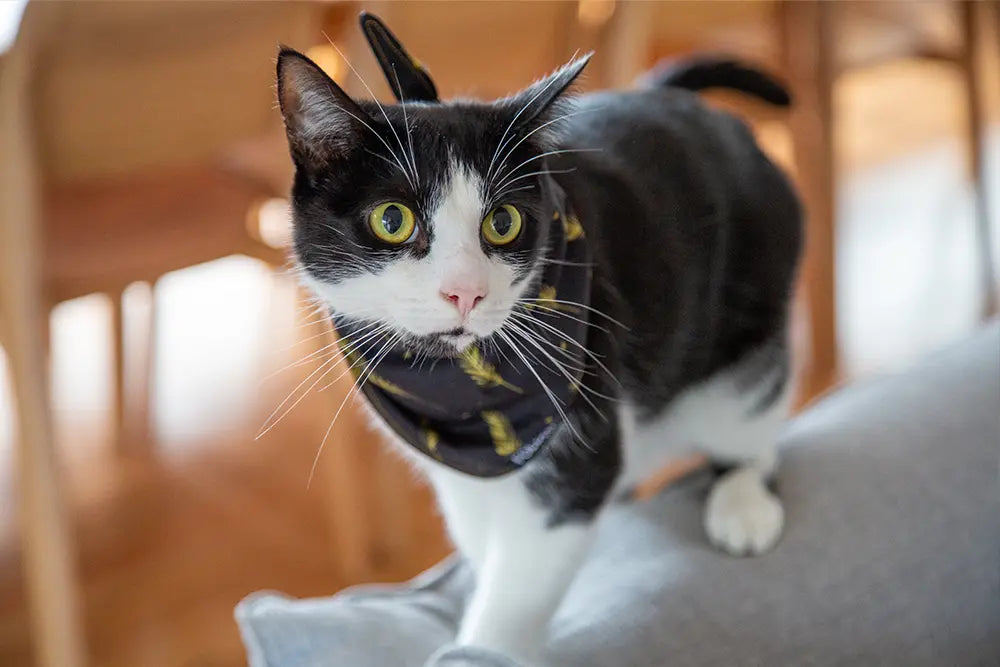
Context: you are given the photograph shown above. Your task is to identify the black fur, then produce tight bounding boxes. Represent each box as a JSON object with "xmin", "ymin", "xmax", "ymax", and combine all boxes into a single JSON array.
[
  {"xmin": 552, "ymin": 87, "xmax": 801, "ymax": 415},
  {"xmin": 276, "ymin": 49, "xmax": 802, "ymax": 527},
  {"xmin": 522, "ymin": 83, "xmax": 800, "ymax": 525}
]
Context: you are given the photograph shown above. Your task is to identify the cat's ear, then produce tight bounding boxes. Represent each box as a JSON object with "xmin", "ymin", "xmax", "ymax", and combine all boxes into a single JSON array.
[
  {"xmin": 276, "ymin": 47, "xmax": 371, "ymax": 165},
  {"xmin": 359, "ymin": 12, "xmax": 439, "ymax": 102},
  {"xmin": 504, "ymin": 54, "xmax": 592, "ymax": 129}
]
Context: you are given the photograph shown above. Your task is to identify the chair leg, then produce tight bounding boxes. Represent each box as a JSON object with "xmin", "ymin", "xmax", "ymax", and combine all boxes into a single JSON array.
[
  {"xmin": 959, "ymin": 0, "xmax": 998, "ymax": 318},
  {"xmin": 778, "ymin": 0, "xmax": 839, "ymax": 403},
  {"xmin": 135, "ymin": 282, "xmax": 157, "ymax": 449},
  {"xmin": 110, "ymin": 290, "xmax": 128, "ymax": 453},
  {"xmin": 113, "ymin": 283, "xmax": 157, "ymax": 453},
  {"xmin": 596, "ymin": 1, "xmax": 656, "ymax": 89},
  {"xmin": 371, "ymin": 444, "xmax": 414, "ymax": 574},
  {"xmin": 0, "ymin": 25, "xmax": 87, "ymax": 666},
  {"xmin": 323, "ymin": 382, "xmax": 378, "ymax": 583}
]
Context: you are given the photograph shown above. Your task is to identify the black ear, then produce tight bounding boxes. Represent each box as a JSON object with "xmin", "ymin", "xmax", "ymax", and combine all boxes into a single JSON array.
[
  {"xmin": 276, "ymin": 47, "xmax": 372, "ymax": 165},
  {"xmin": 504, "ymin": 54, "xmax": 592, "ymax": 129},
  {"xmin": 359, "ymin": 12, "xmax": 439, "ymax": 103}
]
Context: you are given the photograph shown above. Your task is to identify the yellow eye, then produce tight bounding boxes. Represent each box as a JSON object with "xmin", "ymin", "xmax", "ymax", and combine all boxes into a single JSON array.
[
  {"xmin": 369, "ymin": 202, "xmax": 416, "ymax": 244},
  {"xmin": 481, "ymin": 204, "xmax": 523, "ymax": 246}
]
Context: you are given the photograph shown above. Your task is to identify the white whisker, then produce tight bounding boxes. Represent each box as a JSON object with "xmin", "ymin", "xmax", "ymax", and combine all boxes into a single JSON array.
[
  {"xmin": 307, "ymin": 331, "xmax": 402, "ymax": 488},
  {"xmin": 493, "ymin": 148, "xmax": 602, "ymax": 195},
  {"xmin": 495, "ymin": 327, "xmax": 588, "ymax": 449},
  {"xmin": 326, "ymin": 100, "xmax": 415, "ymax": 191},
  {"xmin": 256, "ymin": 354, "xmax": 341, "ymax": 439},
  {"xmin": 485, "ymin": 71, "xmax": 570, "ymax": 184},
  {"xmin": 537, "ymin": 257, "xmax": 595, "ymax": 269},
  {"xmin": 323, "ymin": 35, "xmax": 418, "ymax": 190},
  {"xmin": 507, "ymin": 320, "xmax": 618, "ymax": 404},
  {"xmin": 493, "ymin": 168, "xmax": 577, "ymax": 200},
  {"xmin": 315, "ymin": 327, "xmax": 392, "ymax": 392},
  {"xmin": 491, "ymin": 108, "xmax": 598, "ymax": 185},
  {"xmin": 505, "ymin": 320, "xmax": 609, "ymax": 418},
  {"xmin": 510, "ymin": 309, "xmax": 622, "ymax": 388},
  {"xmin": 392, "ymin": 64, "xmax": 421, "ymax": 189},
  {"xmin": 518, "ymin": 297, "xmax": 629, "ymax": 330},
  {"xmin": 256, "ymin": 323, "xmax": 390, "ymax": 437},
  {"xmin": 503, "ymin": 319, "xmax": 589, "ymax": 377},
  {"xmin": 263, "ymin": 341, "xmax": 338, "ymax": 381},
  {"xmin": 274, "ymin": 318, "xmax": 386, "ymax": 378},
  {"xmin": 490, "ymin": 185, "xmax": 536, "ymax": 201},
  {"xmin": 515, "ymin": 300, "xmax": 610, "ymax": 334}
]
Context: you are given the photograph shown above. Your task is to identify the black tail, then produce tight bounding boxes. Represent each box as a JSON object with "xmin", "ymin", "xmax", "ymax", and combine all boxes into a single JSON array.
[{"xmin": 644, "ymin": 57, "xmax": 791, "ymax": 107}]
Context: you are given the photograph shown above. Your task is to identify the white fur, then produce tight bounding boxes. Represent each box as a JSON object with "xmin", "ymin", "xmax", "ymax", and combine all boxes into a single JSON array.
[
  {"xmin": 617, "ymin": 355, "xmax": 790, "ymax": 557},
  {"xmin": 358, "ymin": 406, "xmax": 587, "ymax": 666},
  {"xmin": 308, "ymin": 160, "xmax": 526, "ymax": 349},
  {"xmin": 425, "ymin": 464, "xmax": 591, "ymax": 665},
  {"xmin": 617, "ymin": 361, "xmax": 789, "ymax": 489},
  {"xmin": 704, "ymin": 466, "xmax": 784, "ymax": 555},
  {"xmin": 399, "ymin": 348, "xmax": 791, "ymax": 665}
]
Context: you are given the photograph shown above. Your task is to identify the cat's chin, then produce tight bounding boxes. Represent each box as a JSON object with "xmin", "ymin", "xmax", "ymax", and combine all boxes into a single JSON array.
[
  {"xmin": 438, "ymin": 333, "xmax": 476, "ymax": 353},
  {"xmin": 407, "ymin": 330, "xmax": 479, "ymax": 358}
]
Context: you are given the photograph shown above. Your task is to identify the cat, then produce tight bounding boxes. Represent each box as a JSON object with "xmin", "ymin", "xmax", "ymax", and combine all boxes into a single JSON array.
[{"xmin": 276, "ymin": 42, "xmax": 801, "ymax": 666}]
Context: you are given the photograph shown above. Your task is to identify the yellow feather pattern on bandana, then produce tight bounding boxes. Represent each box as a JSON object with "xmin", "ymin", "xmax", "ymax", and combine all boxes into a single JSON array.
[
  {"xmin": 459, "ymin": 347, "xmax": 523, "ymax": 393},
  {"xmin": 482, "ymin": 410, "xmax": 520, "ymax": 457},
  {"xmin": 564, "ymin": 214, "xmax": 585, "ymax": 241},
  {"xmin": 422, "ymin": 426, "xmax": 440, "ymax": 457},
  {"xmin": 530, "ymin": 285, "xmax": 579, "ymax": 314},
  {"xmin": 343, "ymin": 346, "xmax": 420, "ymax": 401},
  {"xmin": 537, "ymin": 284, "xmax": 557, "ymax": 304},
  {"xmin": 367, "ymin": 372, "xmax": 419, "ymax": 400}
]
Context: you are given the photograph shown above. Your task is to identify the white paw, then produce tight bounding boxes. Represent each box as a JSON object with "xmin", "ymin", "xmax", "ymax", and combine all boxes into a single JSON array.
[{"xmin": 704, "ymin": 467, "xmax": 784, "ymax": 556}]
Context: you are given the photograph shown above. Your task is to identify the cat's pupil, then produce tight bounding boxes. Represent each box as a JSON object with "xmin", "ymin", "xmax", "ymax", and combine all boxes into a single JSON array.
[
  {"xmin": 492, "ymin": 209, "xmax": 512, "ymax": 236},
  {"xmin": 382, "ymin": 205, "xmax": 403, "ymax": 234}
]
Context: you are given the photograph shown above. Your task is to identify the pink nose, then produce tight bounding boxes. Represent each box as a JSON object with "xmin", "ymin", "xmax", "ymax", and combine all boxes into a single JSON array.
[{"xmin": 441, "ymin": 286, "xmax": 486, "ymax": 317}]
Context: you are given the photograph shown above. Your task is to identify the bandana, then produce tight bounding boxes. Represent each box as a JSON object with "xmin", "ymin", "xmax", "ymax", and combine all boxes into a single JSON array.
[{"xmin": 333, "ymin": 183, "xmax": 592, "ymax": 477}]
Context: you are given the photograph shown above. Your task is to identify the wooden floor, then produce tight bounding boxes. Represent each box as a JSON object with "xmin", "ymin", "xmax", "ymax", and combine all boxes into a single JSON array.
[
  {"xmin": 1, "ymin": 40, "xmax": 998, "ymax": 667},
  {"xmin": 0, "ymin": 321, "xmax": 452, "ymax": 665}
]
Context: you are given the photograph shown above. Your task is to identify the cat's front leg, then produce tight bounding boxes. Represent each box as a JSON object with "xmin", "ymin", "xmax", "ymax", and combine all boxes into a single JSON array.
[
  {"xmin": 459, "ymin": 516, "xmax": 592, "ymax": 665},
  {"xmin": 429, "ymin": 466, "xmax": 602, "ymax": 667}
]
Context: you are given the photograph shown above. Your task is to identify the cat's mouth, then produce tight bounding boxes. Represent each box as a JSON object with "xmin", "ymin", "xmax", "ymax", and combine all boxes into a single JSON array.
[
  {"xmin": 405, "ymin": 323, "xmax": 499, "ymax": 358},
  {"xmin": 398, "ymin": 327, "xmax": 478, "ymax": 358},
  {"xmin": 433, "ymin": 328, "xmax": 476, "ymax": 352}
]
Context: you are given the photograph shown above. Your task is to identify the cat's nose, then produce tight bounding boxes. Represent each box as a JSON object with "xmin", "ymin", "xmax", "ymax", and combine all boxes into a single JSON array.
[{"xmin": 440, "ymin": 286, "xmax": 486, "ymax": 317}]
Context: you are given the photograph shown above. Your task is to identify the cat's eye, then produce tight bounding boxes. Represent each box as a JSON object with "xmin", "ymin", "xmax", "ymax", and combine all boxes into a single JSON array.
[
  {"xmin": 481, "ymin": 204, "xmax": 523, "ymax": 246},
  {"xmin": 369, "ymin": 202, "xmax": 416, "ymax": 244}
]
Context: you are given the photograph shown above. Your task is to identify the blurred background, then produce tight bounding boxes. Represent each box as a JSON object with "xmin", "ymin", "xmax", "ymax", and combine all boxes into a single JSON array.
[{"xmin": 0, "ymin": 1, "xmax": 997, "ymax": 665}]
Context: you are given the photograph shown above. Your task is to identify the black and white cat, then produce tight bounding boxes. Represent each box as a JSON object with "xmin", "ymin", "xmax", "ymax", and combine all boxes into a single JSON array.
[{"xmin": 276, "ymin": 39, "xmax": 801, "ymax": 666}]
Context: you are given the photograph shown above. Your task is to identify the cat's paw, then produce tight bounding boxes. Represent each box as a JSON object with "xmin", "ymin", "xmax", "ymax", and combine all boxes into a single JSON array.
[{"xmin": 704, "ymin": 467, "xmax": 783, "ymax": 556}]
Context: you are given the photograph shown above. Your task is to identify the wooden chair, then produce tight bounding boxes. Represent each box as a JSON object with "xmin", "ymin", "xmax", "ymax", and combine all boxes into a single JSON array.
[
  {"xmin": 34, "ymin": 2, "xmax": 328, "ymax": 452},
  {"xmin": 777, "ymin": 0, "xmax": 999, "ymax": 401},
  {"xmin": 0, "ymin": 2, "xmax": 328, "ymax": 664},
  {"xmin": 586, "ymin": 0, "xmax": 998, "ymax": 402}
]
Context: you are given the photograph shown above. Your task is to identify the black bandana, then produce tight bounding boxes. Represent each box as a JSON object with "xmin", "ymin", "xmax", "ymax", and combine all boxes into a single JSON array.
[{"xmin": 333, "ymin": 185, "xmax": 592, "ymax": 477}]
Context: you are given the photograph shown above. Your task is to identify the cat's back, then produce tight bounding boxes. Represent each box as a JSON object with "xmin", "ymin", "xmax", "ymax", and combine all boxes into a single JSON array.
[
  {"xmin": 557, "ymin": 86, "xmax": 778, "ymax": 203},
  {"xmin": 552, "ymin": 85, "xmax": 802, "ymax": 400}
]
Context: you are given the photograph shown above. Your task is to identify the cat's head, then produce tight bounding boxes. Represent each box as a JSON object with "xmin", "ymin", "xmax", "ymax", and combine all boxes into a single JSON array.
[{"xmin": 276, "ymin": 48, "xmax": 589, "ymax": 357}]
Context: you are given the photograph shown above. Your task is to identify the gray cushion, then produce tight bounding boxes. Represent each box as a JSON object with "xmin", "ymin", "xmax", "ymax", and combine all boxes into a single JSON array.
[{"xmin": 237, "ymin": 323, "xmax": 1000, "ymax": 667}]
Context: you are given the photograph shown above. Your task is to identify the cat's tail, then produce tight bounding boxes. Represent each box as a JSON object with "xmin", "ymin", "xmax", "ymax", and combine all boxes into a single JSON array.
[{"xmin": 642, "ymin": 57, "xmax": 792, "ymax": 107}]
